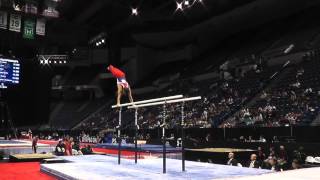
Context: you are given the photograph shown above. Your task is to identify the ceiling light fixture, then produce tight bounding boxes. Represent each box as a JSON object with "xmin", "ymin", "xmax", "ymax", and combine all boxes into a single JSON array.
[{"xmin": 132, "ymin": 8, "xmax": 138, "ymax": 16}]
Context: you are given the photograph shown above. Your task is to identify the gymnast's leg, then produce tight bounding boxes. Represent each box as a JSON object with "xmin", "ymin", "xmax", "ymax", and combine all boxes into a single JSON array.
[
  {"xmin": 127, "ymin": 86, "xmax": 134, "ymax": 104},
  {"xmin": 117, "ymin": 84, "xmax": 123, "ymax": 106}
]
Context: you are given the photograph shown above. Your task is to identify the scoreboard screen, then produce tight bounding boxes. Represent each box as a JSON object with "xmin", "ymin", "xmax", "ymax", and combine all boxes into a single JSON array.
[{"xmin": 0, "ymin": 58, "xmax": 20, "ymax": 88}]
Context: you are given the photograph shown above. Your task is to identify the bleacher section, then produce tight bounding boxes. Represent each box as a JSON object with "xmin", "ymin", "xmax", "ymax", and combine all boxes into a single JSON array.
[
  {"xmin": 71, "ymin": 49, "xmax": 320, "ymax": 131},
  {"xmin": 232, "ymin": 51, "xmax": 320, "ymax": 127},
  {"xmin": 51, "ymin": 16, "xmax": 320, "ymax": 131}
]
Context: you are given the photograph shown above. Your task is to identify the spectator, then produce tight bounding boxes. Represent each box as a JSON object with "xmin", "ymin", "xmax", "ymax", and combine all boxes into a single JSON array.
[
  {"xmin": 278, "ymin": 145, "xmax": 288, "ymax": 164},
  {"xmin": 28, "ymin": 129, "xmax": 33, "ymax": 140},
  {"xmin": 291, "ymin": 159, "xmax": 302, "ymax": 170},
  {"xmin": 227, "ymin": 152, "xmax": 241, "ymax": 166},
  {"xmin": 81, "ymin": 145, "xmax": 93, "ymax": 155},
  {"xmin": 72, "ymin": 140, "xmax": 83, "ymax": 155},
  {"xmin": 268, "ymin": 146, "xmax": 277, "ymax": 158},
  {"xmin": 55, "ymin": 140, "xmax": 65, "ymax": 156},
  {"xmin": 257, "ymin": 146, "xmax": 266, "ymax": 161},
  {"xmin": 247, "ymin": 154, "xmax": 261, "ymax": 168},
  {"xmin": 266, "ymin": 157, "xmax": 282, "ymax": 172},
  {"xmin": 32, "ymin": 136, "xmax": 38, "ymax": 154},
  {"xmin": 293, "ymin": 146, "xmax": 307, "ymax": 164}
]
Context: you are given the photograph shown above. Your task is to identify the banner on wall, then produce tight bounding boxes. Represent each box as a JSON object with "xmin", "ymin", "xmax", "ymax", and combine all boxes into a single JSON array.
[
  {"xmin": 36, "ymin": 18, "xmax": 45, "ymax": 36},
  {"xmin": 23, "ymin": 19, "xmax": 35, "ymax": 39},
  {"xmin": 9, "ymin": 14, "xmax": 21, "ymax": 32},
  {"xmin": 0, "ymin": 11, "xmax": 8, "ymax": 29}
]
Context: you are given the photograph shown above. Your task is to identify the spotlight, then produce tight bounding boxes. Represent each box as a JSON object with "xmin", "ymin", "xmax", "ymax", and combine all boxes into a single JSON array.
[
  {"xmin": 94, "ymin": 39, "xmax": 106, "ymax": 47},
  {"xmin": 184, "ymin": 0, "xmax": 189, "ymax": 6},
  {"xmin": 131, "ymin": 8, "xmax": 138, "ymax": 16},
  {"xmin": 59, "ymin": 61, "xmax": 62, "ymax": 64},
  {"xmin": 197, "ymin": 0, "xmax": 205, "ymax": 6},
  {"xmin": 44, "ymin": 60, "xmax": 48, "ymax": 64},
  {"xmin": 89, "ymin": 32, "xmax": 107, "ymax": 45},
  {"xmin": 40, "ymin": 60, "xmax": 44, "ymax": 64},
  {"xmin": 54, "ymin": 61, "xmax": 57, "ymax": 64},
  {"xmin": 64, "ymin": 61, "xmax": 67, "ymax": 64},
  {"xmin": 176, "ymin": 2, "xmax": 183, "ymax": 11}
]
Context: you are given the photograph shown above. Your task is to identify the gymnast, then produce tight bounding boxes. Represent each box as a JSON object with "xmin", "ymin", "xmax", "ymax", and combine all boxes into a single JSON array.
[{"xmin": 107, "ymin": 65, "xmax": 134, "ymax": 106}]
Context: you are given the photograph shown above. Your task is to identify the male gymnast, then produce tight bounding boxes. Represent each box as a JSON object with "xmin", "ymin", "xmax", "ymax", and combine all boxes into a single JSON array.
[{"xmin": 107, "ymin": 65, "xmax": 134, "ymax": 106}]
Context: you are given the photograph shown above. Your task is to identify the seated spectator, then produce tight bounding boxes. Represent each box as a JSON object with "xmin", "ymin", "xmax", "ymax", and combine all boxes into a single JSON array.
[
  {"xmin": 268, "ymin": 146, "xmax": 277, "ymax": 157},
  {"xmin": 247, "ymin": 154, "xmax": 261, "ymax": 168},
  {"xmin": 227, "ymin": 152, "xmax": 241, "ymax": 166},
  {"xmin": 293, "ymin": 146, "xmax": 307, "ymax": 164},
  {"xmin": 81, "ymin": 145, "xmax": 93, "ymax": 155},
  {"xmin": 257, "ymin": 146, "xmax": 266, "ymax": 161},
  {"xmin": 265, "ymin": 157, "xmax": 282, "ymax": 172},
  {"xmin": 291, "ymin": 159, "xmax": 302, "ymax": 170},
  {"xmin": 72, "ymin": 140, "xmax": 83, "ymax": 156},
  {"xmin": 278, "ymin": 145, "xmax": 288, "ymax": 166},
  {"xmin": 55, "ymin": 140, "xmax": 65, "ymax": 156}
]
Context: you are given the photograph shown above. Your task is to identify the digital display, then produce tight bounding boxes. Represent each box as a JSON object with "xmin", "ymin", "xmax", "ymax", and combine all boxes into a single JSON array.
[{"xmin": 0, "ymin": 58, "xmax": 20, "ymax": 88}]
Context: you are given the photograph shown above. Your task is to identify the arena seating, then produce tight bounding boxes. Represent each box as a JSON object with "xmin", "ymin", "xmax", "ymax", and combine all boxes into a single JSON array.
[
  {"xmin": 52, "ymin": 18, "xmax": 320, "ymax": 131},
  {"xmin": 72, "ymin": 49, "xmax": 320, "ymax": 131},
  {"xmin": 231, "ymin": 52, "xmax": 320, "ymax": 127}
]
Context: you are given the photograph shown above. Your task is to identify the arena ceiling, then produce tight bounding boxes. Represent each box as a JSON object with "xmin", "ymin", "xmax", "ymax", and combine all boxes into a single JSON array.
[
  {"xmin": 0, "ymin": 0, "xmax": 257, "ymax": 54},
  {"xmin": 58, "ymin": 0, "xmax": 257, "ymax": 31},
  {"xmin": 55, "ymin": 0, "xmax": 320, "ymax": 43},
  {"xmin": 1, "ymin": 0, "xmax": 319, "ymax": 57}
]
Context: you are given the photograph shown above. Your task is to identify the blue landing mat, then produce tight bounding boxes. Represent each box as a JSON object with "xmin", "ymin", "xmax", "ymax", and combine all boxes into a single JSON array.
[
  {"xmin": 0, "ymin": 140, "xmax": 27, "ymax": 144},
  {"xmin": 41, "ymin": 155, "xmax": 271, "ymax": 180}
]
